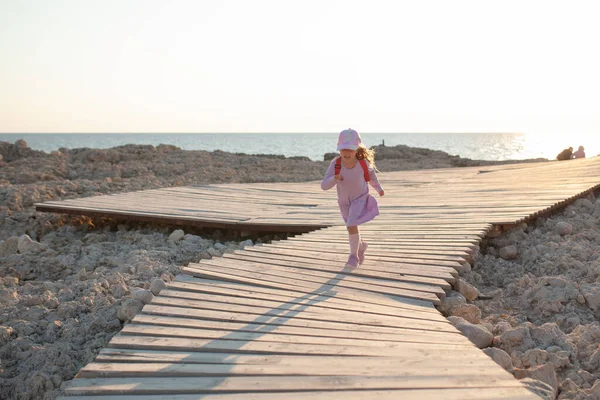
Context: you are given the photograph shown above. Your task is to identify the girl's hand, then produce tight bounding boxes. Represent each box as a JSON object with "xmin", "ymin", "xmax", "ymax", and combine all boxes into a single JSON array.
[
  {"xmin": 378, "ymin": 190, "xmax": 385, "ymax": 196},
  {"xmin": 334, "ymin": 174, "xmax": 343, "ymax": 181}
]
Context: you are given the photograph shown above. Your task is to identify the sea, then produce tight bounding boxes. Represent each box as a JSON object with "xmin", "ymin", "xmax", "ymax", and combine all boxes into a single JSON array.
[{"xmin": 0, "ymin": 133, "xmax": 595, "ymax": 162}]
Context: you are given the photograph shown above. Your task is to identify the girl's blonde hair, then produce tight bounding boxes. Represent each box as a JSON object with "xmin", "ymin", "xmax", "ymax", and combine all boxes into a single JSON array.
[{"xmin": 356, "ymin": 144, "xmax": 377, "ymax": 171}]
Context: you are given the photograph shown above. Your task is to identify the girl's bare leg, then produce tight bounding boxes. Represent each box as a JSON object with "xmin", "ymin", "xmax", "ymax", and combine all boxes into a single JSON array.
[
  {"xmin": 347, "ymin": 226, "xmax": 367, "ymax": 265},
  {"xmin": 345, "ymin": 226, "xmax": 360, "ymax": 267}
]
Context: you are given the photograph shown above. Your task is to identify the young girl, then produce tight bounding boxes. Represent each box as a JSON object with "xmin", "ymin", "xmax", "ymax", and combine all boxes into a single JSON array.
[{"xmin": 321, "ymin": 128, "xmax": 385, "ymax": 268}]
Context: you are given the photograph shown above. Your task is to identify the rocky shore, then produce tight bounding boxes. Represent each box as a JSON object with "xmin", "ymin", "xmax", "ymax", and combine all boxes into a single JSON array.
[{"xmin": 0, "ymin": 139, "xmax": 595, "ymax": 399}]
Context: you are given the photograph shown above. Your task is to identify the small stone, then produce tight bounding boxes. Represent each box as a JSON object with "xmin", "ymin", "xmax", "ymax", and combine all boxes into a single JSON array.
[
  {"xmin": 454, "ymin": 278, "xmax": 479, "ymax": 301},
  {"xmin": 483, "ymin": 347, "xmax": 513, "ymax": 371},
  {"xmin": 455, "ymin": 322, "xmax": 494, "ymax": 348},
  {"xmin": 575, "ymin": 198, "xmax": 594, "ymax": 210},
  {"xmin": 17, "ymin": 234, "xmax": 47, "ymax": 254},
  {"xmin": 554, "ymin": 221, "xmax": 572, "ymax": 236},
  {"xmin": 169, "ymin": 229, "xmax": 185, "ymax": 241},
  {"xmin": 438, "ymin": 291, "xmax": 466, "ymax": 314},
  {"xmin": 132, "ymin": 289, "xmax": 154, "ymax": 305},
  {"xmin": 449, "ymin": 304, "xmax": 481, "ymax": 324},
  {"xmin": 499, "ymin": 245, "xmax": 518, "ymax": 260},
  {"xmin": 239, "ymin": 239, "xmax": 253, "ymax": 248},
  {"xmin": 150, "ymin": 279, "xmax": 167, "ymax": 295},
  {"xmin": 207, "ymin": 248, "xmax": 221, "ymax": 257},
  {"xmin": 456, "ymin": 261, "xmax": 472, "ymax": 274},
  {"xmin": 214, "ymin": 242, "xmax": 227, "ymax": 251},
  {"xmin": 117, "ymin": 299, "xmax": 144, "ymax": 322}
]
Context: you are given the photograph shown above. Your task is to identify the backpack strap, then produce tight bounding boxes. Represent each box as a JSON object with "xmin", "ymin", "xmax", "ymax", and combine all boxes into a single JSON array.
[
  {"xmin": 335, "ymin": 156, "xmax": 370, "ymax": 182},
  {"xmin": 359, "ymin": 159, "xmax": 370, "ymax": 182}
]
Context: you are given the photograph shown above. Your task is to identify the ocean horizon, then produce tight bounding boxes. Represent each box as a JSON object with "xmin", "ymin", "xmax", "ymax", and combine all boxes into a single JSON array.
[{"xmin": 0, "ymin": 132, "xmax": 595, "ymax": 162}]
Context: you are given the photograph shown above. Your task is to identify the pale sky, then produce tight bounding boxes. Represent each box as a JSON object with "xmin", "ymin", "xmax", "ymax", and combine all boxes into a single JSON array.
[{"xmin": 1, "ymin": 0, "xmax": 599, "ymax": 134}]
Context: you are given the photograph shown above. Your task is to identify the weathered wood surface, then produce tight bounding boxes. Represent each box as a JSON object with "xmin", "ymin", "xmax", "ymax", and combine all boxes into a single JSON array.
[
  {"xmin": 38, "ymin": 157, "xmax": 600, "ymax": 231},
  {"xmin": 53, "ymin": 158, "xmax": 600, "ymax": 399}
]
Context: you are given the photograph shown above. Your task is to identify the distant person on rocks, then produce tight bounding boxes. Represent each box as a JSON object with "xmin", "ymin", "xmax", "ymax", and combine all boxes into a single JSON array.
[
  {"xmin": 321, "ymin": 128, "xmax": 385, "ymax": 268},
  {"xmin": 572, "ymin": 145, "xmax": 586, "ymax": 159},
  {"xmin": 556, "ymin": 146, "xmax": 573, "ymax": 161}
]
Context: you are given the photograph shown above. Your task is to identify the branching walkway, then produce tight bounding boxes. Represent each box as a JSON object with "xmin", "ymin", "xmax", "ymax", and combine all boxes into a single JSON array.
[{"xmin": 42, "ymin": 157, "xmax": 600, "ymax": 399}]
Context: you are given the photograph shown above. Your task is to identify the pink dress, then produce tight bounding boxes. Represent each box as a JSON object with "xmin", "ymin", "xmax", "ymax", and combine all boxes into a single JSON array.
[{"xmin": 321, "ymin": 158, "xmax": 383, "ymax": 226}]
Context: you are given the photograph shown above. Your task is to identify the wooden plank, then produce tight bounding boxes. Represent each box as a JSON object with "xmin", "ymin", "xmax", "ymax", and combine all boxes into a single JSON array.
[
  {"xmin": 182, "ymin": 265, "xmax": 442, "ymax": 304},
  {"xmin": 56, "ymin": 387, "xmax": 541, "ymax": 400},
  {"xmin": 79, "ymin": 355, "xmax": 506, "ymax": 377},
  {"xmin": 147, "ymin": 293, "xmax": 449, "ymax": 329},
  {"xmin": 241, "ymin": 245, "xmax": 464, "ymax": 270},
  {"xmin": 118, "ymin": 325, "xmax": 466, "ymax": 349},
  {"xmin": 95, "ymin": 348, "xmax": 496, "ymax": 364},
  {"xmin": 130, "ymin": 315, "xmax": 469, "ymax": 344},
  {"xmin": 227, "ymin": 248, "xmax": 460, "ymax": 276},
  {"xmin": 107, "ymin": 334, "xmax": 473, "ymax": 356},
  {"xmin": 158, "ymin": 288, "xmax": 446, "ymax": 321},
  {"xmin": 170, "ymin": 276, "xmax": 440, "ymax": 312},
  {"xmin": 148, "ymin": 295, "xmax": 445, "ymax": 329},
  {"xmin": 140, "ymin": 305, "xmax": 452, "ymax": 334},
  {"xmin": 63, "ymin": 374, "xmax": 526, "ymax": 396},
  {"xmin": 204, "ymin": 257, "xmax": 452, "ymax": 292},
  {"xmin": 271, "ymin": 240, "xmax": 469, "ymax": 262}
]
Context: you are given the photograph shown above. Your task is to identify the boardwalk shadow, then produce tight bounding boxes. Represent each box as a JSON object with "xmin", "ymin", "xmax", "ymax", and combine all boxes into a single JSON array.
[{"xmin": 150, "ymin": 266, "xmax": 357, "ymax": 397}]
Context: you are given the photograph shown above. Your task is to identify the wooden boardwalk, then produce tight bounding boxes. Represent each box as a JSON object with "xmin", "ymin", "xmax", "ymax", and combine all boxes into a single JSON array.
[{"xmin": 44, "ymin": 157, "xmax": 600, "ymax": 399}]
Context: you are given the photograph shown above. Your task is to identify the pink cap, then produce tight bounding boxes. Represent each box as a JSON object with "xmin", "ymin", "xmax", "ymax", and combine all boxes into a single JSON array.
[{"xmin": 337, "ymin": 128, "xmax": 362, "ymax": 151}]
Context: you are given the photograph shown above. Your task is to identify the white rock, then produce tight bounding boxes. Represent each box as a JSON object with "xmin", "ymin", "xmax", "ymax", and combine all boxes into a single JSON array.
[
  {"xmin": 455, "ymin": 322, "xmax": 494, "ymax": 348},
  {"xmin": 554, "ymin": 221, "xmax": 572, "ymax": 236},
  {"xmin": 214, "ymin": 242, "xmax": 227, "ymax": 251},
  {"xmin": 456, "ymin": 261, "xmax": 472, "ymax": 274},
  {"xmin": 150, "ymin": 279, "xmax": 167, "ymax": 295},
  {"xmin": 132, "ymin": 289, "xmax": 154, "ymax": 304},
  {"xmin": 574, "ymin": 198, "xmax": 594, "ymax": 210},
  {"xmin": 117, "ymin": 299, "xmax": 144, "ymax": 322},
  {"xmin": 483, "ymin": 347, "xmax": 513, "ymax": 371},
  {"xmin": 184, "ymin": 234, "xmax": 202, "ymax": 242},
  {"xmin": 499, "ymin": 245, "xmax": 518, "ymax": 260},
  {"xmin": 17, "ymin": 234, "xmax": 47, "ymax": 254},
  {"xmin": 438, "ymin": 291, "xmax": 466, "ymax": 314},
  {"xmin": 449, "ymin": 304, "xmax": 481, "ymax": 324},
  {"xmin": 494, "ymin": 321, "xmax": 513, "ymax": 335},
  {"xmin": 499, "ymin": 326, "xmax": 536, "ymax": 352},
  {"xmin": 207, "ymin": 247, "xmax": 221, "ymax": 257},
  {"xmin": 169, "ymin": 229, "xmax": 185, "ymax": 241},
  {"xmin": 580, "ymin": 283, "xmax": 600, "ymax": 312},
  {"xmin": 455, "ymin": 278, "xmax": 479, "ymax": 301},
  {"xmin": 239, "ymin": 239, "xmax": 253, "ymax": 248}
]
